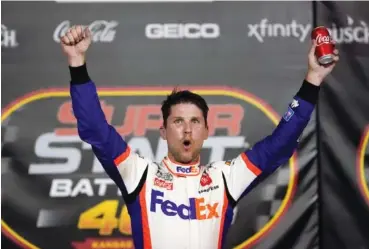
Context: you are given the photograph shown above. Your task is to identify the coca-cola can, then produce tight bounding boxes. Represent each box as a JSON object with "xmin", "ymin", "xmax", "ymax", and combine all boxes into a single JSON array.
[{"xmin": 311, "ymin": 26, "xmax": 335, "ymax": 65}]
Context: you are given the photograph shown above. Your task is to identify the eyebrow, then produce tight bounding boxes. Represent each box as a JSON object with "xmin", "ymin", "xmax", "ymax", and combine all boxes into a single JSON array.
[{"xmin": 172, "ymin": 116, "xmax": 202, "ymax": 121}]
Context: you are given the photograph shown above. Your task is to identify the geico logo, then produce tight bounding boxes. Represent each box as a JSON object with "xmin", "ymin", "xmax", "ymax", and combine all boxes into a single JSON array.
[
  {"xmin": 145, "ymin": 23, "xmax": 220, "ymax": 39},
  {"xmin": 150, "ymin": 190, "xmax": 219, "ymax": 220},
  {"xmin": 176, "ymin": 166, "xmax": 196, "ymax": 174}
]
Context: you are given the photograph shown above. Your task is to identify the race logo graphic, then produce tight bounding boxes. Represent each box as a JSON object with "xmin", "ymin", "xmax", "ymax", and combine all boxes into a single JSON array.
[
  {"xmin": 356, "ymin": 125, "xmax": 369, "ymax": 206},
  {"xmin": 1, "ymin": 24, "xmax": 18, "ymax": 48},
  {"xmin": 1, "ymin": 86, "xmax": 298, "ymax": 249},
  {"xmin": 53, "ymin": 20, "xmax": 118, "ymax": 43}
]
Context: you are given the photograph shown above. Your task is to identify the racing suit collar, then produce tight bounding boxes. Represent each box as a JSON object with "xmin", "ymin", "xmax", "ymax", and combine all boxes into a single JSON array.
[{"xmin": 162, "ymin": 156, "xmax": 201, "ymax": 177}]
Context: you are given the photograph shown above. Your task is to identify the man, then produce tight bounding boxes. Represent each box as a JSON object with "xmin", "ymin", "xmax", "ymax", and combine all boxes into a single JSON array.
[{"xmin": 60, "ymin": 25, "xmax": 338, "ymax": 249}]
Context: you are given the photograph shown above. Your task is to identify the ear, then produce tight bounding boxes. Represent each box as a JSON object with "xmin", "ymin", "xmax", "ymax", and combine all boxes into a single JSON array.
[
  {"xmin": 204, "ymin": 124, "xmax": 209, "ymax": 140},
  {"xmin": 160, "ymin": 125, "xmax": 167, "ymax": 140}
]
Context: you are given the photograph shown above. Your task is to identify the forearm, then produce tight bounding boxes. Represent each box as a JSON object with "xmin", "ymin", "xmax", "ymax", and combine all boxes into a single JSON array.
[
  {"xmin": 244, "ymin": 79, "xmax": 319, "ymax": 173},
  {"xmin": 69, "ymin": 63, "xmax": 129, "ymax": 167},
  {"xmin": 69, "ymin": 64, "xmax": 110, "ymax": 144}
]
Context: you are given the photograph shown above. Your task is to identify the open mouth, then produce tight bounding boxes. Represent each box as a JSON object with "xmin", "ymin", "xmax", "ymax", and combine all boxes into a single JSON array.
[{"xmin": 183, "ymin": 140, "xmax": 191, "ymax": 149}]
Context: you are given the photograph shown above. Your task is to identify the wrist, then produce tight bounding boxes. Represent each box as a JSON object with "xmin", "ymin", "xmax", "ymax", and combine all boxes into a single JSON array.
[
  {"xmin": 69, "ymin": 63, "xmax": 91, "ymax": 84},
  {"xmin": 296, "ymin": 80, "xmax": 321, "ymax": 105},
  {"xmin": 305, "ymin": 71, "xmax": 323, "ymax": 86},
  {"xmin": 68, "ymin": 55, "xmax": 85, "ymax": 67}
]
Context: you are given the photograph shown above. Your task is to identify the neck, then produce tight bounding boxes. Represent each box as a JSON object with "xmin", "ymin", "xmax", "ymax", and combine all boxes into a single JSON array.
[{"xmin": 167, "ymin": 153, "xmax": 199, "ymax": 166}]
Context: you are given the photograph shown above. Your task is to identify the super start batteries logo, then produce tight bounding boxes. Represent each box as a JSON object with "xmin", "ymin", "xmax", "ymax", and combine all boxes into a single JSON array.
[
  {"xmin": 357, "ymin": 125, "xmax": 369, "ymax": 206},
  {"xmin": 1, "ymin": 86, "xmax": 298, "ymax": 249}
]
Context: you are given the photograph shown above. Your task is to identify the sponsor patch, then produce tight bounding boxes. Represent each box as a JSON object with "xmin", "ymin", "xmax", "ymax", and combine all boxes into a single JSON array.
[{"xmin": 283, "ymin": 107, "xmax": 294, "ymax": 122}]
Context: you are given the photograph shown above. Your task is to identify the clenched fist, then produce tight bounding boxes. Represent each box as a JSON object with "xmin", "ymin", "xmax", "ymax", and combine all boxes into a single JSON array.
[{"xmin": 60, "ymin": 25, "xmax": 92, "ymax": 67}]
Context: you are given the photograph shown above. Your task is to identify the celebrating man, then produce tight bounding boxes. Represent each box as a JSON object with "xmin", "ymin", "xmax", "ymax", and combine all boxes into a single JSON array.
[{"xmin": 60, "ymin": 25, "xmax": 338, "ymax": 249}]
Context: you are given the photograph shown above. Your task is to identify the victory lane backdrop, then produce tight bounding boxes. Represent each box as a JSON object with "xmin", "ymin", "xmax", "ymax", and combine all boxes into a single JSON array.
[
  {"xmin": 1, "ymin": 1, "xmax": 313, "ymax": 249},
  {"xmin": 2, "ymin": 1, "xmax": 369, "ymax": 249}
]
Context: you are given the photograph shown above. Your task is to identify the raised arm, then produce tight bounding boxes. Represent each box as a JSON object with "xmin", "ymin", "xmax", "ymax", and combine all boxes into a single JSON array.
[
  {"xmin": 221, "ymin": 39, "xmax": 340, "ymax": 202},
  {"xmin": 61, "ymin": 25, "xmax": 149, "ymax": 197}
]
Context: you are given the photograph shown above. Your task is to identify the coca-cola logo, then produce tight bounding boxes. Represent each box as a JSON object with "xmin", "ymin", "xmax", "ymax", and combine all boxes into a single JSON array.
[
  {"xmin": 316, "ymin": 33, "xmax": 331, "ymax": 46},
  {"xmin": 53, "ymin": 20, "xmax": 118, "ymax": 43}
]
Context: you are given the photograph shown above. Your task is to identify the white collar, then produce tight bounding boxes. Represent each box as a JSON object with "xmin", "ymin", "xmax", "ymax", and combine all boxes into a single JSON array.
[{"xmin": 162, "ymin": 156, "xmax": 201, "ymax": 177}]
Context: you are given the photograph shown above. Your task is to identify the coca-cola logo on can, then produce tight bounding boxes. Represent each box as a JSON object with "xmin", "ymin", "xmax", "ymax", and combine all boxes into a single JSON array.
[
  {"xmin": 316, "ymin": 33, "xmax": 331, "ymax": 46},
  {"xmin": 53, "ymin": 20, "xmax": 118, "ymax": 43}
]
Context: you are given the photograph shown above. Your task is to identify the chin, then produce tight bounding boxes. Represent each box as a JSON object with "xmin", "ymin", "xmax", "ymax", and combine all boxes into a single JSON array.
[
  {"xmin": 178, "ymin": 157, "xmax": 193, "ymax": 164},
  {"xmin": 180, "ymin": 153, "xmax": 198, "ymax": 164}
]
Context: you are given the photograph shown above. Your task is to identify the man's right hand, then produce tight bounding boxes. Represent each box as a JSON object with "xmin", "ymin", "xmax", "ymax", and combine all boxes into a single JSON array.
[{"xmin": 60, "ymin": 25, "xmax": 92, "ymax": 67}]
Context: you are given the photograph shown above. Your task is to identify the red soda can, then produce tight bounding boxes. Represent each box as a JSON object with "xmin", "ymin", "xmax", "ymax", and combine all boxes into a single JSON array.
[{"xmin": 311, "ymin": 26, "xmax": 335, "ymax": 65}]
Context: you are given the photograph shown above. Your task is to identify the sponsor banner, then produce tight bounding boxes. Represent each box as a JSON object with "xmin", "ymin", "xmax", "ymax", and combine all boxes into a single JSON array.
[
  {"xmin": 53, "ymin": 20, "xmax": 119, "ymax": 43},
  {"xmin": 145, "ymin": 23, "xmax": 220, "ymax": 39},
  {"xmin": 247, "ymin": 15, "xmax": 369, "ymax": 44},
  {"xmin": 316, "ymin": 1, "xmax": 369, "ymax": 249}
]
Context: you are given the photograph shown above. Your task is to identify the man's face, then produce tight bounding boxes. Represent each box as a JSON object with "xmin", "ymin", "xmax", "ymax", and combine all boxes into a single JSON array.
[{"xmin": 160, "ymin": 103, "xmax": 209, "ymax": 164}]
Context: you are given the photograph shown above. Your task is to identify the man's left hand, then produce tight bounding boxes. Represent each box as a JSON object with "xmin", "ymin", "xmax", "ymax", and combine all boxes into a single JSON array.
[{"xmin": 305, "ymin": 39, "xmax": 339, "ymax": 86}]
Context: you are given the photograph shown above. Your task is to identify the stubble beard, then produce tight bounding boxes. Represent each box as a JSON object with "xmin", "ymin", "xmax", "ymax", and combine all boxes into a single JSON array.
[{"xmin": 171, "ymin": 148, "xmax": 201, "ymax": 164}]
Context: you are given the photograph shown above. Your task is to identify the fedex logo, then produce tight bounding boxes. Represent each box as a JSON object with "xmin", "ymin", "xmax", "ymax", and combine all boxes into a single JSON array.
[
  {"xmin": 176, "ymin": 166, "xmax": 197, "ymax": 174},
  {"xmin": 150, "ymin": 190, "xmax": 219, "ymax": 220}
]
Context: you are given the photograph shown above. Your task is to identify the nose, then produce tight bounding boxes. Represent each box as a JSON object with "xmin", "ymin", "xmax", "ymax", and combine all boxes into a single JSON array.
[{"xmin": 184, "ymin": 121, "xmax": 192, "ymax": 134}]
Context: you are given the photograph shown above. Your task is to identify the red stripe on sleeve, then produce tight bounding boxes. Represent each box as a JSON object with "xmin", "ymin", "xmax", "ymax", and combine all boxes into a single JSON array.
[
  {"xmin": 114, "ymin": 147, "xmax": 131, "ymax": 166},
  {"xmin": 241, "ymin": 153, "xmax": 262, "ymax": 176}
]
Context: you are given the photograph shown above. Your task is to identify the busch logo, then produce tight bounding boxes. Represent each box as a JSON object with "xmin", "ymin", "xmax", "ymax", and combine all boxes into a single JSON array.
[
  {"xmin": 150, "ymin": 190, "xmax": 219, "ymax": 220},
  {"xmin": 53, "ymin": 20, "xmax": 118, "ymax": 43},
  {"xmin": 316, "ymin": 34, "xmax": 331, "ymax": 46},
  {"xmin": 328, "ymin": 15, "xmax": 369, "ymax": 44},
  {"xmin": 248, "ymin": 19, "xmax": 311, "ymax": 43},
  {"xmin": 154, "ymin": 178, "xmax": 173, "ymax": 190},
  {"xmin": 1, "ymin": 25, "xmax": 18, "ymax": 48}
]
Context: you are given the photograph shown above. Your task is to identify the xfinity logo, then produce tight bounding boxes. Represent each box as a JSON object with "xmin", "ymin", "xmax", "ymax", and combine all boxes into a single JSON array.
[
  {"xmin": 145, "ymin": 23, "xmax": 220, "ymax": 39},
  {"xmin": 248, "ymin": 19, "xmax": 311, "ymax": 43}
]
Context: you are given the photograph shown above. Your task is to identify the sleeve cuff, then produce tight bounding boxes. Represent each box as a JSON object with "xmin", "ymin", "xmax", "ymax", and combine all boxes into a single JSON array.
[
  {"xmin": 69, "ymin": 63, "xmax": 91, "ymax": 85},
  {"xmin": 295, "ymin": 80, "xmax": 320, "ymax": 105}
]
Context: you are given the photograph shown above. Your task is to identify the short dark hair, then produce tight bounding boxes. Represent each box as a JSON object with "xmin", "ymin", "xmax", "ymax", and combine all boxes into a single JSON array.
[{"xmin": 161, "ymin": 89, "xmax": 209, "ymax": 128}]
